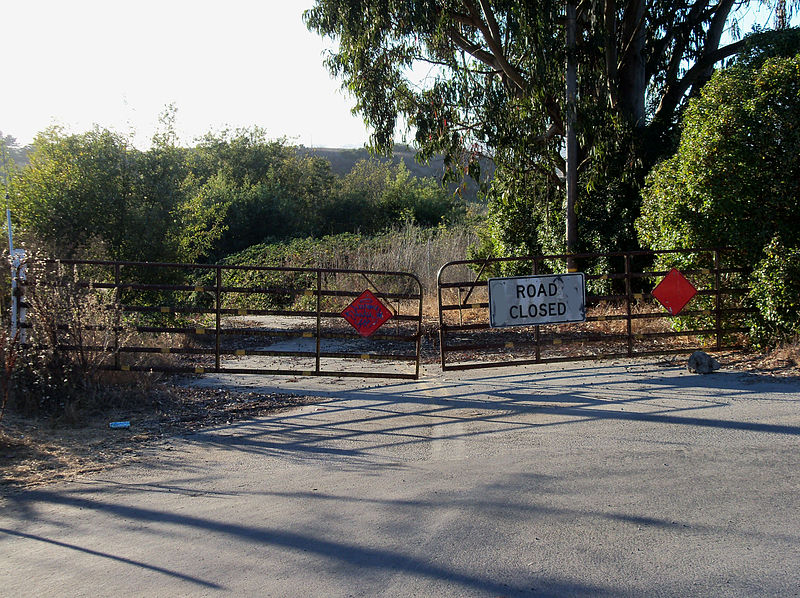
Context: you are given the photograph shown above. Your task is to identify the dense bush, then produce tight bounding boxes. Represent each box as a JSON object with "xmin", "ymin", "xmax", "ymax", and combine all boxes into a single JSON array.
[
  {"xmin": 748, "ymin": 237, "xmax": 800, "ymax": 347},
  {"xmin": 637, "ymin": 53, "xmax": 800, "ymax": 268},
  {"xmin": 318, "ymin": 160, "xmax": 462, "ymax": 236},
  {"xmin": 8, "ymin": 127, "xmax": 173, "ymax": 262},
  {"xmin": 637, "ymin": 49, "xmax": 800, "ymax": 343}
]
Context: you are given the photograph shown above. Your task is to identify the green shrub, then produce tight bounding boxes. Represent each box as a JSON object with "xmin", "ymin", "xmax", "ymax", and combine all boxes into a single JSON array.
[
  {"xmin": 748, "ymin": 237, "xmax": 800, "ymax": 347},
  {"xmin": 637, "ymin": 51, "xmax": 800, "ymax": 343},
  {"xmin": 638, "ymin": 53, "xmax": 800, "ymax": 265}
]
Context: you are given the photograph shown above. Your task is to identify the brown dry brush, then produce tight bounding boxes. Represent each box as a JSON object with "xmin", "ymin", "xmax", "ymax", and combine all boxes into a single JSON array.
[
  {"xmin": 330, "ymin": 224, "xmax": 479, "ymax": 315},
  {"xmin": 0, "ymin": 330, "xmax": 20, "ymax": 424},
  {"xmin": 9, "ymin": 253, "xmax": 136, "ymax": 421}
]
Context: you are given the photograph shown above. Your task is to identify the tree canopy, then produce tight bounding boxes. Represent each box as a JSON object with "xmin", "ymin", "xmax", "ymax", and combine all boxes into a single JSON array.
[
  {"xmin": 307, "ymin": 1, "xmax": 792, "ymax": 161},
  {"xmin": 306, "ymin": 1, "xmax": 798, "ymax": 255}
]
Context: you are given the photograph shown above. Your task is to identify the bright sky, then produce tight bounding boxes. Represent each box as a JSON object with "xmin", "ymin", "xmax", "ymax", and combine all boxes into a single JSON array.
[
  {"xmin": 1, "ymin": 2, "xmax": 794, "ymax": 151},
  {"xmin": 1, "ymin": 0, "xmax": 371, "ymax": 149}
]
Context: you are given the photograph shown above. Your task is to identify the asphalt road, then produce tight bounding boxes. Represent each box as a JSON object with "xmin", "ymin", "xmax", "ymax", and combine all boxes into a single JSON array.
[{"xmin": 2, "ymin": 359, "xmax": 799, "ymax": 597}]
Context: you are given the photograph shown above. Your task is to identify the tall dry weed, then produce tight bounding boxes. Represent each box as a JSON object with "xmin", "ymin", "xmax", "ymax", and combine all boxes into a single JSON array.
[
  {"xmin": 10, "ymin": 253, "xmax": 135, "ymax": 420},
  {"xmin": 329, "ymin": 224, "xmax": 478, "ymax": 310}
]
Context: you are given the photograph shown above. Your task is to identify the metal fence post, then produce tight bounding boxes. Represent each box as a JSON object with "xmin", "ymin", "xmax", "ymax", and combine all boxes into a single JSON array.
[
  {"xmin": 438, "ymin": 266, "xmax": 447, "ymax": 371},
  {"xmin": 215, "ymin": 266, "xmax": 221, "ymax": 372},
  {"xmin": 533, "ymin": 257, "xmax": 541, "ymax": 363},
  {"xmin": 415, "ymin": 277, "xmax": 423, "ymax": 380},
  {"xmin": 625, "ymin": 253, "xmax": 633, "ymax": 357},
  {"xmin": 114, "ymin": 263, "xmax": 121, "ymax": 370},
  {"xmin": 714, "ymin": 249, "xmax": 722, "ymax": 350},
  {"xmin": 316, "ymin": 268, "xmax": 322, "ymax": 374},
  {"xmin": 457, "ymin": 287, "xmax": 463, "ymax": 326},
  {"xmin": 10, "ymin": 258, "xmax": 20, "ymax": 341}
]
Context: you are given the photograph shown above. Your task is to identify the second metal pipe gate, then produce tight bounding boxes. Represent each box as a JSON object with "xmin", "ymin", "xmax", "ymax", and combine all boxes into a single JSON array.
[{"xmin": 437, "ymin": 248, "xmax": 752, "ymax": 371}]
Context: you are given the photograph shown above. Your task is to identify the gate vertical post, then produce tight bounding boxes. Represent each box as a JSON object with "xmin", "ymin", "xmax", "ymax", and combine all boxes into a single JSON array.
[
  {"xmin": 114, "ymin": 263, "xmax": 121, "ymax": 370},
  {"xmin": 438, "ymin": 266, "xmax": 447, "ymax": 371},
  {"xmin": 315, "ymin": 268, "xmax": 322, "ymax": 374},
  {"xmin": 9, "ymin": 252, "xmax": 19, "ymax": 340},
  {"xmin": 714, "ymin": 249, "xmax": 722, "ymax": 350},
  {"xmin": 415, "ymin": 276, "xmax": 422, "ymax": 380},
  {"xmin": 215, "ymin": 266, "xmax": 221, "ymax": 372},
  {"xmin": 10, "ymin": 254, "xmax": 22, "ymax": 341},
  {"xmin": 533, "ymin": 257, "xmax": 541, "ymax": 363},
  {"xmin": 625, "ymin": 253, "xmax": 633, "ymax": 357}
]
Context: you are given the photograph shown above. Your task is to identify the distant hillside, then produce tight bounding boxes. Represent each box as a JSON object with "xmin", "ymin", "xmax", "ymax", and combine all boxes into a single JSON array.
[{"xmin": 298, "ymin": 144, "xmax": 493, "ymax": 204}]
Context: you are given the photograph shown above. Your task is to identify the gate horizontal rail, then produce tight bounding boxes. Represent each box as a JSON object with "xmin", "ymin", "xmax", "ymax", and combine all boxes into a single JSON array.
[
  {"xmin": 437, "ymin": 248, "xmax": 753, "ymax": 371},
  {"xmin": 18, "ymin": 259, "xmax": 423, "ymax": 380}
]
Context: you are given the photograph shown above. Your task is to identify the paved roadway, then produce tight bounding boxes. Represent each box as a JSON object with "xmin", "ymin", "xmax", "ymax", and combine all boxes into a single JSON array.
[{"xmin": 1, "ymin": 359, "xmax": 799, "ymax": 597}]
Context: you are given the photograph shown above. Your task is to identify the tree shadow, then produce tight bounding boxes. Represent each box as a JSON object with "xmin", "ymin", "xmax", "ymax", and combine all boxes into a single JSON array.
[
  {"xmin": 2, "ymin": 359, "xmax": 798, "ymax": 595},
  {"xmin": 2, "ymin": 485, "xmax": 622, "ymax": 597},
  {"xmin": 3, "ymin": 466, "xmax": 798, "ymax": 595},
  {"xmin": 0, "ymin": 526, "xmax": 224, "ymax": 589}
]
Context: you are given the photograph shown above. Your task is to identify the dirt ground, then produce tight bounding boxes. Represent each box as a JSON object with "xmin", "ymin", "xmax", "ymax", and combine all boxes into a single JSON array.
[
  {"xmin": 0, "ymin": 384, "xmax": 322, "ymax": 490},
  {"xmin": 1, "ymin": 343, "xmax": 798, "ymax": 492}
]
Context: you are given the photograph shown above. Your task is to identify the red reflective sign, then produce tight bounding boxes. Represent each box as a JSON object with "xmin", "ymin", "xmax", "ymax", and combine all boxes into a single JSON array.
[
  {"xmin": 651, "ymin": 268, "xmax": 697, "ymax": 316},
  {"xmin": 341, "ymin": 290, "xmax": 392, "ymax": 337}
]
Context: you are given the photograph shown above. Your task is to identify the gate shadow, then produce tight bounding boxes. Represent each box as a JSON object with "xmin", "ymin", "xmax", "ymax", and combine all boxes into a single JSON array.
[{"xmin": 176, "ymin": 362, "xmax": 800, "ymax": 463}]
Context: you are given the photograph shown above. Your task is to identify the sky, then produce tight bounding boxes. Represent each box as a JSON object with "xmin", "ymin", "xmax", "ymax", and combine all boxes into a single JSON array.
[
  {"xmin": 1, "ymin": 1, "xmax": 795, "ymax": 151},
  {"xmin": 1, "ymin": 0, "xmax": 372, "ymax": 149}
]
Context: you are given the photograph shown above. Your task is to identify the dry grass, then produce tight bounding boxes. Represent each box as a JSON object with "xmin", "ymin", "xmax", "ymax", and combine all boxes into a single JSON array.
[
  {"xmin": 325, "ymin": 224, "xmax": 479, "ymax": 314},
  {"xmin": 770, "ymin": 340, "xmax": 800, "ymax": 365},
  {"xmin": 720, "ymin": 339, "xmax": 800, "ymax": 377}
]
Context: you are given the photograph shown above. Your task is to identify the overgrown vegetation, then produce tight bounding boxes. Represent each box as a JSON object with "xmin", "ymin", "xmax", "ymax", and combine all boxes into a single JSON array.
[
  {"xmin": 748, "ymin": 238, "xmax": 800, "ymax": 346},
  {"xmin": 305, "ymin": 3, "xmax": 798, "ymax": 262},
  {"xmin": 638, "ymin": 48, "xmax": 800, "ymax": 345},
  {"xmin": 0, "ymin": 120, "xmax": 477, "ymax": 421},
  {"xmin": 6, "ymin": 254, "xmax": 134, "ymax": 420},
  {"xmin": 3, "ymin": 121, "xmax": 469, "ymax": 265},
  {"xmin": 217, "ymin": 224, "xmax": 477, "ymax": 309}
]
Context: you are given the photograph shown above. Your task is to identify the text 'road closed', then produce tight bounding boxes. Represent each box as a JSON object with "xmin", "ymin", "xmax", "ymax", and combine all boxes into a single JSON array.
[{"xmin": 488, "ymin": 273, "xmax": 586, "ymax": 328}]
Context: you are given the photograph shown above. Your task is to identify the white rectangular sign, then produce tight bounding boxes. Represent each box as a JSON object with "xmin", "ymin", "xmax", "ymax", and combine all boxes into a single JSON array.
[{"xmin": 488, "ymin": 273, "xmax": 586, "ymax": 328}]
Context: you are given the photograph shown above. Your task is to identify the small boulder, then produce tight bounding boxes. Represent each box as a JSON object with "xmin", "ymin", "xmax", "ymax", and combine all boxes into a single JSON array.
[{"xmin": 687, "ymin": 350, "xmax": 721, "ymax": 374}]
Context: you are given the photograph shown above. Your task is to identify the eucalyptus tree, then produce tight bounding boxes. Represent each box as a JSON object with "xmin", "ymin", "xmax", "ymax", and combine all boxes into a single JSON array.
[{"xmin": 306, "ymin": 1, "xmax": 797, "ymax": 257}]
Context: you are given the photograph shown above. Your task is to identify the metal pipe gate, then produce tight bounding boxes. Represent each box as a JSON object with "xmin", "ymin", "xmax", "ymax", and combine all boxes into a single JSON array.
[{"xmin": 17, "ymin": 259, "xmax": 423, "ymax": 380}]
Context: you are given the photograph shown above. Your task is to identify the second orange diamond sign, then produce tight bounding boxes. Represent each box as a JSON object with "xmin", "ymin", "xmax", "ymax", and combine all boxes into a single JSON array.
[{"xmin": 651, "ymin": 268, "xmax": 697, "ymax": 316}]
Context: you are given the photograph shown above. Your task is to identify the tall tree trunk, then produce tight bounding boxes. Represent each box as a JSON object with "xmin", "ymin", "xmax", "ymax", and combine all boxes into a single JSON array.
[
  {"xmin": 618, "ymin": 0, "xmax": 646, "ymax": 127},
  {"xmin": 604, "ymin": 0, "xmax": 619, "ymax": 109},
  {"xmin": 566, "ymin": 0, "xmax": 578, "ymax": 270}
]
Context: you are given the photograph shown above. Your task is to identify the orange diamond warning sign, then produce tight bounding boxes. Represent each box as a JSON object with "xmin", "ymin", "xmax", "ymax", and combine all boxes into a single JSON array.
[
  {"xmin": 342, "ymin": 290, "xmax": 392, "ymax": 337},
  {"xmin": 651, "ymin": 268, "xmax": 697, "ymax": 316}
]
